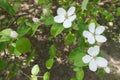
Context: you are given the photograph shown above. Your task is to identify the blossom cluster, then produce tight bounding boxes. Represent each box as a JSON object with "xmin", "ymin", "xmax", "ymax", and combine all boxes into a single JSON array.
[
  {"xmin": 54, "ymin": 6, "xmax": 110, "ymax": 73},
  {"xmin": 82, "ymin": 23, "xmax": 110, "ymax": 73}
]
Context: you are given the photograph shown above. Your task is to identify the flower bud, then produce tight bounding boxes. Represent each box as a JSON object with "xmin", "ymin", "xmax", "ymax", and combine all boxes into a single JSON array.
[
  {"xmin": 10, "ymin": 31, "xmax": 18, "ymax": 39},
  {"xmin": 32, "ymin": 17, "xmax": 39, "ymax": 23},
  {"xmin": 42, "ymin": 8, "xmax": 48, "ymax": 14},
  {"xmin": 104, "ymin": 67, "xmax": 110, "ymax": 73}
]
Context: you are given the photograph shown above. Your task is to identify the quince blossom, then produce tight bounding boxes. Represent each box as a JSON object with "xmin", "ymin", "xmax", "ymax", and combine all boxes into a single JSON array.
[
  {"xmin": 82, "ymin": 46, "xmax": 108, "ymax": 72},
  {"xmin": 10, "ymin": 31, "xmax": 18, "ymax": 39},
  {"xmin": 83, "ymin": 22, "xmax": 107, "ymax": 44},
  {"xmin": 54, "ymin": 6, "xmax": 76, "ymax": 28},
  {"xmin": 32, "ymin": 17, "xmax": 39, "ymax": 23}
]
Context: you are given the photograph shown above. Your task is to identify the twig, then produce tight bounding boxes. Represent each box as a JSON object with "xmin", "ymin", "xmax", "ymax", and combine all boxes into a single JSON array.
[
  {"xmin": 36, "ymin": 75, "xmax": 43, "ymax": 78},
  {"xmin": 20, "ymin": 70, "xmax": 31, "ymax": 79}
]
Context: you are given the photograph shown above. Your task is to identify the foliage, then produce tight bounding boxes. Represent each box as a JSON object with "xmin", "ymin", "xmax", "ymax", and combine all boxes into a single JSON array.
[{"xmin": 0, "ymin": 0, "xmax": 118, "ymax": 80}]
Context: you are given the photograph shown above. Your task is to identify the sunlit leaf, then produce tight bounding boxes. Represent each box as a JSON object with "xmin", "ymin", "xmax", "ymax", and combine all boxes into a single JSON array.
[
  {"xmin": 31, "ymin": 75, "xmax": 38, "ymax": 80},
  {"xmin": 0, "ymin": 36, "xmax": 11, "ymax": 42},
  {"xmin": 76, "ymin": 68, "xmax": 84, "ymax": 80},
  {"xmin": 81, "ymin": 0, "xmax": 89, "ymax": 11},
  {"xmin": 31, "ymin": 64, "xmax": 40, "ymax": 75},
  {"xmin": 43, "ymin": 72, "xmax": 50, "ymax": 80},
  {"xmin": 46, "ymin": 58, "xmax": 54, "ymax": 69},
  {"xmin": 0, "ymin": 28, "xmax": 12, "ymax": 36}
]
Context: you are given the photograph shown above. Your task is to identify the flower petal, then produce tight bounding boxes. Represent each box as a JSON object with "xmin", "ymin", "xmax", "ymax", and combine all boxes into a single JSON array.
[
  {"xmin": 95, "ymin": 35, "xmax": 107, "ymax": 43},
  {"xmin": 67, "ymin": 6, "xmax": 75, "ymax": 16},
  {"xmin": 89, "ymin": 22, "xmax": 95, "ymax": 33},
  {"xmin": 96, "ymin": 57, "xmax": 108, "ymax": 68},
  {"xmin": 57, "ymin": 8, "xmax": 66, "ymax": 15},
  {"xmin": 104, "ymin": 67, "xmax": 110, "ymax": 73},
  {"xmin": 82, "ymin": 55, "xmax": 92, "ymax": 63},
  {"xmin": 87, "ymin": 46, "xmax": 100, "ymax": 57},
  {"xmin": 68, "ymin": 14, "xmax": 76, "ymax": 22},
  {"xmin": 83, "ymin": 31, "xmax": 95, "ymax": 44},
  {"xmin": 83, "ymin": 31, "xmax": 91, "ymax": 38},
  {"xmin": 87, "ymin": 36, "xmax": 95, "ymax": 44},
  {"xmin": 54, "ymin": 15, "xmax": 65, "ymax": 23},
  {"xmin": 95, "ymin": 26, "xmax": 105, "ymax": 35},
  {"xmin": 63, "ymin": 19, "xmax": 72, "ymax": 28},
  {"xmin": 89, "ymin": 60, "xmax": 97, "ymax": 72}
]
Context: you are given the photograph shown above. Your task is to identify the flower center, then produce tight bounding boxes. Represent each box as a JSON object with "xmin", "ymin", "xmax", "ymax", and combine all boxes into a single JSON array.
[
  {"xmin": 65, "ymin": 14, "xmax": 69, "ymax": 19},
  {"xmin": 92, "ymin": 32, "xmax": 96, "ymax": 36},
  {"xmin": 93, "ymin": 56, "xmax": 97, "ymax": 60}
]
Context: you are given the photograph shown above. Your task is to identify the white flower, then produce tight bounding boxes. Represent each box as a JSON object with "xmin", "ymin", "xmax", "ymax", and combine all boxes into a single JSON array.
[
  {"xmin": 32, "ymin": 17, "xmax": 39, "ymax": 23},
  {"xmin": 10, "ymin": 31, "xmax": 18, "ymax": 39},
  {"xmin": 54, "ymin": 6, "xmax": 76, "ymax": 28},
  {"xmin": 104, "ymin": 66, "xmax": 110, "ymax": 73},
  {"xmin": 82, "ymin": 46, "xmax": 108, "ymax": 72},
  {"xmin": 42, "ymin": 8, "xmax": 48, "ymax": 14},
  {"xmin": 83, "ymin": 22, "xmax": 107, "ymax": 44}
]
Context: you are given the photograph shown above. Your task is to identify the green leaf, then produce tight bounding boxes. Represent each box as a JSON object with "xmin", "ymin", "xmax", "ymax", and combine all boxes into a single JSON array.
[
  {"xmin": 117, "ymin": 7, "xmax": 120, "ymax": 16},
  {"xmin": 81, "ymin": 0, "xmax": 89, "ymax": 11},
  {"xmin": 103, "ymin": 10, "xmax": 109, "ymax": 16},
  {"xmin": 26, "ymin": 50, "xmax": 36, "ymax": 66},
  {"xmin": 76, "ymin": 68, "xmax": 84, "ymax": 80},
  {"xmin": 0, "ymin": 0, "xmax": 16, "ymax": 15},
  {"xmin": 69, "ymin": 48, "xmax": 86, "ymax": 67},
  {"xmin": 65, "ymin": 32, "xmax": 76, "ymax": 45},
  {"xmin": 0, "ymin": 78, "xmax": 3, "ymax": 80},
  {"xmin": 49, "ymin": 45, "xmax": 56, "ymax": 58},
  {"xmin": 78, "ymin": 37, "xmax": 86, "ymax": 51},
  {"xmin": 97, "ymin": 68, "xmax": 106, "ymax": 77},
  {"xmin": 31, "ymin": 75, "xmax": 38, "ymax": 80},
  {"xmin": 0, "ymin": 36, "xmax": 11, "ymax": 42},
  {"xmin": 46, "ymin": 58, "xmax": 54, "ymax": 69},
  {"xmin": 31, "ymin": 64, "xmax": 40, "ymax": 75},
  {"xmin": 42, "ymin": 16, "xmax": 54, "ymax": 26},
  {"xmin": 43, "ymin": 72, "xmax": 50, "ymax": 80},
  {"xmin": 0, "ymin": 42, "xmax": 6, "ymax": 52},
  {"xmin": 13, "ymin": 2, "xmax": 20, "ymax": 12},
  {"xmin": 51, "ymin": 23, "xmax": 64, "ymax": 37},
  {"xmin": 38, "ymin": 0, "xmax": 44, "ymax": 4},
  {"xmin": 8, "ymin": 43, "xmax": 21, "ymax": 56},
  {"xmin": 16, "ymin": 38, "xmax": 31, "ymax": 53},
  {"xmin": 106, "ymin": 14, "xmax": 114, "ymax": 21},
  {"xmin": 14, "ymin": 49, "xmax": 21, "ymax": 56},
  {"xmin": 0, "ymin": 28, "xmax": 12, "ymax": 36},
  {"xmin": 17, "ymin": 26, "xmax": 31, "ymax": 36},
  {"xmin": 30, "ymin": 23, "xmax": 39, "ymax": 36},
  {"xmin": 78, "ymin": 23, "xmax": 88, "ymax": 34},
  {"xmin": 8, "ymin": 66, "xmax": 20, "ymax": 78},
  {"xmin": 8, "ymin": 44, "xmax": 15, "ymax": 54},
  {"xmin": 0, "ymin": 59, "xmax": 7, "ymax": 72}
]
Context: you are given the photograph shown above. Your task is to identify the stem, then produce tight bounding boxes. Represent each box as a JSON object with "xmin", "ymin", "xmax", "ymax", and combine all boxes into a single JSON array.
[{"xmin": 20, "ymin": 70, "xmax": 31, "ymax": 79}]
